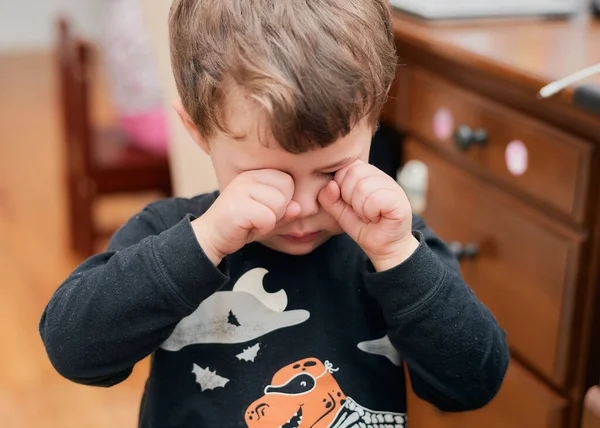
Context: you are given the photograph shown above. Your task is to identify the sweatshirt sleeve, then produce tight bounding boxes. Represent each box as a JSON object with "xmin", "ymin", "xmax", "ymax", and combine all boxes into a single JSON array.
[
  {"xmin": 39, "ymin": 202, "xmax": 229, "ymax": 387},
  {"xmin": 364, "ymin": 214, "xmax": 510, "ymax": 412}
]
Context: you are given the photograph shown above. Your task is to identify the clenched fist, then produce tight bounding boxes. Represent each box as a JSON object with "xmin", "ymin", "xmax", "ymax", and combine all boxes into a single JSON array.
[
  {"xmin": 318, "ymin": 160, "xmax": 419, "ymax": 272},
  {"xmin": 192, "ymin": 170, "xmax": 301, "ymax": 265}
]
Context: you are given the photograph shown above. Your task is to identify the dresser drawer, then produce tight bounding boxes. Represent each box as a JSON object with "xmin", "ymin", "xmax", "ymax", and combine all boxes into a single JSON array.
[
  {"xmin": 402, "ymin": 139, "xmax": 584, "ymax": 388},
  {"xmin": 406, "ymin": 357, "xmax": 569, "ymax": 428},
  {"xmin": 406, "ymin": 68, "xmax": 592, "ymax": 223}
]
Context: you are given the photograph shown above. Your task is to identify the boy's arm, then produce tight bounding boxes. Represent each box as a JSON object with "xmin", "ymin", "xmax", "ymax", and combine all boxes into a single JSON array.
[
  {"xmin": 364, "ymin": 214, "xmax": 510, "ymax": 412},
  {"xmin": 39, "ymin": 202, "xmax": 228, "ymax": 387}
]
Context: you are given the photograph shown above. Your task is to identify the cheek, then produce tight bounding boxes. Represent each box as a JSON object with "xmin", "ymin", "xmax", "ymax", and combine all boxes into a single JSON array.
[
  {"xmin": 215, "ymin": 172, "xmax": 237, "ymax": 191},
  {"xmin": 358, "ymin": 149, "xmax": 370, "ymax": 162},
  {"xmin": 210, "ymin": 158, "xmax": 240, "ymax": 191},
  {"xmin": 204, "ymin": 140, "xmax": 250, "ymax": 191}
]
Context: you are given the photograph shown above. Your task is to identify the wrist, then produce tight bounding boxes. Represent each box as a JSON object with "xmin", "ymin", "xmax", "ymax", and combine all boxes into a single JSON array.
[
  {"xmin": 191, "ymin": 216, "xmax": 225, "ymax": 267},
  {"xmin": 369, "ymin": 233, "xmax": 420, "ymax": 272}
]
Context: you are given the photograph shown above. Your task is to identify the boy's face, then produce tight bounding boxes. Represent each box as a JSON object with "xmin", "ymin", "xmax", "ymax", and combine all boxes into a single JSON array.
[{"xmin": 176, "ymin": 88, "xmax": 373, "ymax": 255}]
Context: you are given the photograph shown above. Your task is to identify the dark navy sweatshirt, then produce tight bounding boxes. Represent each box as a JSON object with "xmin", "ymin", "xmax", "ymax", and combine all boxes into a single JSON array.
[{"xmin": 39, "ymin": 191, "xmax": 509, "ymax": 428}]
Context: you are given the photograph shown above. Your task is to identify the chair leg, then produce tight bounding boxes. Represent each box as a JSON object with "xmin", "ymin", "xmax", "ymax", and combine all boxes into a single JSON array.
[
  {"xmin": 67, "ymin": 179, "xmax": 81, "ymax": 253},
  {"xmin": 68, "ymin": 179, "xmax": 95, "ymax": 258},
  {"xmin": 78, "ymin": 196, "xmax": 95, "ymax": 258},
  {"xmin": 162, "ymin": 182, "xmax": 173, "ymax": 198}
]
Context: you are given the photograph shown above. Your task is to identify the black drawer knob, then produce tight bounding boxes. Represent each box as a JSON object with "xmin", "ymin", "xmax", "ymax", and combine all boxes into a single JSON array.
[
  {"xmin": 453, "ymin": 125, "xmax": 488, "ymax": 151},
  {"xmin": 449, "ymin": 241, "xmax": 479, "ymax": 261}
]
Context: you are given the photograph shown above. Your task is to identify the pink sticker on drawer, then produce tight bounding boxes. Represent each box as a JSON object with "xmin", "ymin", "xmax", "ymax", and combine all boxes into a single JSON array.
[
  {"xmin": 505, "ymin": 140, "xmax": 528, "ymax": 176},
  {"xmin": 433, "ymin": 108, "xmax": 454, "ymax": 140}
]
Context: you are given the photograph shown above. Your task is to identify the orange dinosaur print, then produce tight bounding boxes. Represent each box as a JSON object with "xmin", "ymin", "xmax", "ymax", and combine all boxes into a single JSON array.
[
  {"xmin": 245, "ymin": 358, "xmax": 346, "ymax": 428},
  {"xmin": 244, "ymin": 358, "xmax": 406, "ymax": 428}
]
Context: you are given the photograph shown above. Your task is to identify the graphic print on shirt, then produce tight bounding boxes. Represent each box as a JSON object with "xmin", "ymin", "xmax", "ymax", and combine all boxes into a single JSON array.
[
  {"xmin": 357, "ymin": 335, "xmax": 402, "ymax": 367},
  {"xmin": 245, "ymin": 358, "xmax": 406, "ymax": 428},
  {"xmin": 160, "ymin": 268, "xmax": 310, "ymax": 352},
  {"xmin": 192, "ymin": 364, "xmax": 230, "ymax": 392},
  {"xmin": 237, "ymin": 343, "xmax": 261, "ymax": 362}
]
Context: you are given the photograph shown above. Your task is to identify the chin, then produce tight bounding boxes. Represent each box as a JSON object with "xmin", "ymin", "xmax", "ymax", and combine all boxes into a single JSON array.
[{"xmin": 260, "ymin": 234, "xmax": 330, "ymax": 256}]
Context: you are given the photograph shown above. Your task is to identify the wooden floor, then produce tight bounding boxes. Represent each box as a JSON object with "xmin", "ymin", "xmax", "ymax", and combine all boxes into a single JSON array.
[{"xmin": 0, "ymin": 51, "xmax": 153, "ymax": 427}]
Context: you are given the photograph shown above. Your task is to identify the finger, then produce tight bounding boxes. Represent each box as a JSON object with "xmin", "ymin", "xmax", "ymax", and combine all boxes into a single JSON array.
[
  {"xmin": 317, "ymin": 179, "xmax": 342, "ymax": 213},
  {"xmin": 247, "ymin": 183, "xmax": 289, "ymax": 221},
  {"xmin": 363, "ymin": 188, "xmax": 401, "ymax": 223},
  {"xmin": 333, "ymin": 159, "xmax": 366, "ymax": 184},
  {"xmin": 243, "ymin": 201, "xmax": 278, "ymax": 238},
  {"xmin": 281, "ymin": 201, "xmax": 301, "ymax": 223},
  {"xmin": 351, "ymin": 176, "xmax": 392, "ymax": 223},
  {"xmin": 337, "ymin": 162, "xmax": 378, "ymax": 207},
  {"xmin": 251, "ymin": 169, "xmax": 295, "ymax": 202},
  {"xmin": 318, "ymin": 181, "xmax": 363, "ymax": 236}
]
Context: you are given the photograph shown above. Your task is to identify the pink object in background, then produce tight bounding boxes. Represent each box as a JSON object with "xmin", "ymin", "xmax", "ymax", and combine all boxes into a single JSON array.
[
  {"xmin": 119, "ymin": 108, "xmax": 169, "ymax": 154},
  {"xmin": 432, "ymin": 107, "xmax": 454, "ymax": 140},
  {"xmin": 102, "ymin": 0, "xmax": 168, "ymax": 154},
  {"xmin": 505, "ymin": 140, "xmax": 529, "ymax": 176}
]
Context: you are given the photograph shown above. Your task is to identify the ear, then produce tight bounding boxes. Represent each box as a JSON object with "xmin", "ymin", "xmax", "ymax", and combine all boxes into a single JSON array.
[{"xmin": 172, "ymin": 100, "xmax": 210, "ymax": 154}]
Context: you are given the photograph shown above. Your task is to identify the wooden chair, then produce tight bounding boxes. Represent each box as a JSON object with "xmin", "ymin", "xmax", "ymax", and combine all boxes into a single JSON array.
[{"xmin": 56, "ymin": 18, "xmax": 172, "ymax": 257}]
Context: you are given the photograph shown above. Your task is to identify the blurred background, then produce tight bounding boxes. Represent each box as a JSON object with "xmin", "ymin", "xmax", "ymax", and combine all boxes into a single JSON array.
[
  {"xmin": 1, "ymin": 0, "xmax": 599, "ymax": 427},
  {"xmin": 0, "ymin": 1, "xmax": 165, "ymax": 427},
  {"xmin": 0, "ymin": 1, "xmax": 104, "ymax": 51}
]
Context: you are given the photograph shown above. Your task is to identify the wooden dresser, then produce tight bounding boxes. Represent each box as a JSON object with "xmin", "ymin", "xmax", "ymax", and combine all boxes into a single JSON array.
[{"xmin": 383, "ymin": 11, "xmax": 600, "ymax": 428}]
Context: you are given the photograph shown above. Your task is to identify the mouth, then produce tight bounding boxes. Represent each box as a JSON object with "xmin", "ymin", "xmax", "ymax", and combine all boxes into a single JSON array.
[
  {"xmin": 280, "ymin": 407, "xmax": 303, "ymax": 428},
  {"xmin": 280, "ymin": 231, "xmax": 322, "ymax": 244}
]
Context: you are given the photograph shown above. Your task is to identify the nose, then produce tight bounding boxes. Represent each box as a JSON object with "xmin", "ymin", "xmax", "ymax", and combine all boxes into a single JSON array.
[
  {"xmin": 246, "ymin": 402, "xmax": 270, "ymax": 424},
  {"xmin": 292, "ymin": 181, "xmax": 319, "ymax": 218}
]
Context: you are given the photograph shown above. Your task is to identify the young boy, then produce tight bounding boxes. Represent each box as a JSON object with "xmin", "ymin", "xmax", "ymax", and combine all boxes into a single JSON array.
[{"xmin": 40, "ymin": 1, "xmax": 509, "ymax": 427}]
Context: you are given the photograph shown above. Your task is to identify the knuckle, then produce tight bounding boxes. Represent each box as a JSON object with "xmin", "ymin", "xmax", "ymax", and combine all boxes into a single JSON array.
[
  {"xmin": 345, "ymin": 165, "xmax": 359, "ymax": 181},
  {"xmin": 367, "ymin": 191, "xmax": 391, "ymax": 216},
  {"xmin": 263, "ymin": 209, "xmax": 277, "ymax": 229},
  {"xmin": 249, "ymin": 205, "xmax": 272, "ymax": 229},
  {"xmin": 281, "ymin": 172, "xmax": 294, "ymax": 185},
  {"xmin": 274, "ymin": 193, "xmax": 288, "ymax": 213},
  {"xmin": 355, "ymin": 178, "xmax": 370, "ymax": 194},
  {"xmin": 281, "ymin": 175, "xmax": 295, "ymax": 194},
  {"xmin": 350, "ymin": 162, "xmax": 368, "ymax": 175},
  {"xmin": 366, "ymin": 190, "xmax": 384, "ymax": 206}
]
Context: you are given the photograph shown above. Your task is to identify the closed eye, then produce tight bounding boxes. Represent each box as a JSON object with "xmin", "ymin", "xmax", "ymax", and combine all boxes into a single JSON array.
[{"xmin": 320, "ymin": 171, "xmax": 337, "ymax": 179}]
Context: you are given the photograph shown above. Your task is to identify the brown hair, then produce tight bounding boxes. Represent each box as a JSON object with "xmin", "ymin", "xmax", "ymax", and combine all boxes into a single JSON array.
[{"xmin": 169, "ymin": 0, "xmax": 397, "ymax": 154}]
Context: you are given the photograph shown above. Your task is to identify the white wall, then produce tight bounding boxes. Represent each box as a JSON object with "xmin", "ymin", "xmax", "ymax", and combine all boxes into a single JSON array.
[
  {"xmin": 0, "ymin": 0, "xmax": 105, "ymax": 52},
  {"xmin": 140, "ymin": 0, "xmax": 218, "ymax": 197}
]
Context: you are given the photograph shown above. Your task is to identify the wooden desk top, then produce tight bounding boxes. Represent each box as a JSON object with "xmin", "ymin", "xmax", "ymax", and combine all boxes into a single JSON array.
[{"xmin": 390, "ymin": 10, "xmax": 600, "ymax": 140}]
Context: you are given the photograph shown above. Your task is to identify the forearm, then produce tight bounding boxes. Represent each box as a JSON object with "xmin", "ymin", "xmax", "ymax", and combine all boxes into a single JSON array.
[
  {"xmin": 366, "ymin": 231, "xmax": 509, "ymax": 411},
  {"xmin": 39, "ymin": 216, "xmax": 228, "ymax": 386}
]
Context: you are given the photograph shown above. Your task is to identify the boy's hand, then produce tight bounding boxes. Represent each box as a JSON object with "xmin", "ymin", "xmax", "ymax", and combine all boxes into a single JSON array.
[
  {"xmin": 192, "ymin": 170, "xmax": 301, "ymax": 266},
  {"xmin": 318, "ymin": 160, "xmax": 419, "ymax": 272}
]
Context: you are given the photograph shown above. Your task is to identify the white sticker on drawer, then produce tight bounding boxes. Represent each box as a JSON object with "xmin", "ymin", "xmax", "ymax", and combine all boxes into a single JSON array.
[
  {"xmin": 505, "ymin": 140, "xmax": 528, "ymax": 176},
  {"xmin": 397, "ymin": 160, "xmax": 429, "ymax": 215},
  {"xmin": 433, "ymin": 107, "xmax": 454, "ymax": 140}
]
